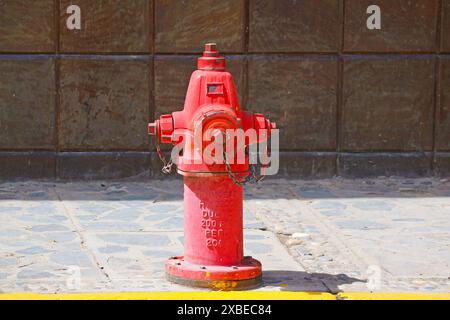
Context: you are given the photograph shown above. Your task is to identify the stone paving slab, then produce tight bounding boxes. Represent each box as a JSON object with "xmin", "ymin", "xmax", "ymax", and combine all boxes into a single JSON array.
[
  {"xmin": 245, "ymin": 178, "xmax": 450, "ymax": 293},
  {"xmin": 0, "ymin": 180, "xmax": 313, "ymax": 293},
  {"xmin": 0, "ymin": 178, "xmax": 449, "ymax": 294}
]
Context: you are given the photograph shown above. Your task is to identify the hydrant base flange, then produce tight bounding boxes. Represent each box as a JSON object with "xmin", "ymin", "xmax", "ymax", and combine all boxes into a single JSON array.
[{"xmin": 165, "ymin": 256, "xmax": 262, "ymax": 291}]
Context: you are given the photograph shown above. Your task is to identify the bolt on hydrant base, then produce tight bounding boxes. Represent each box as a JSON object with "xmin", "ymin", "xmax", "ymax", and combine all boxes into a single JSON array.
[{"xmin": 148, "ymin": 43, "xmax": 276, "ymax": 290}]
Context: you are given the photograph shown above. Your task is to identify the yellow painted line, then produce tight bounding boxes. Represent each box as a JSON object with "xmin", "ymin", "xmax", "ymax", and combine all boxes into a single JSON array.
[
  {"xmin": 0, "ymin": 291, "xmax": 335, "ymax": 300},
  {"xmin": 3, "ymin": 291, "xmax": 449, "ymax": 300},
  {"xmin": 338, "ymin": 292, "xmax": 450, "ymax": 300}
]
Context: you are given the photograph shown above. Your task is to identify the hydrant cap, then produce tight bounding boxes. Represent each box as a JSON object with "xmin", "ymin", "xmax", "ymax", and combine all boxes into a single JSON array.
[{"xmin": 198, "ymin": 43, "xmax": 226, "ymax": 71}]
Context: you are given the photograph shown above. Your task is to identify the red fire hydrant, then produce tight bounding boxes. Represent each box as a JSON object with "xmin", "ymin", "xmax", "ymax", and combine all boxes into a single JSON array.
[{"xmin": 148, "ymin": 44, "xmax": 276, "ymax": 290}]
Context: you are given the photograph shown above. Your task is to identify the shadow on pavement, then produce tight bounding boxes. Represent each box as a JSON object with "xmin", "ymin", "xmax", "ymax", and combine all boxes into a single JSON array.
[{"xmin": 262, "ymin": 270, "xmax": 365, "ymax": 293}]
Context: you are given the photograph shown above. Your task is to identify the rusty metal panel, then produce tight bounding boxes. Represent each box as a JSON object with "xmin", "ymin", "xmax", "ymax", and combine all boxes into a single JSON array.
[
  {"xmin": 59, "ymin": 0, "xmax": 151, "ymax": 53},
  {"xmin": 155, "ymin": 0, "xmax": 245, "ymax": 53},
  {"xmin": 339, "ymin": 153, "xmax": 432, "ymax": 178},
  {"xmin": 342, "ymin": 57, "xmax": 435, "ymax": 151},
  {"xmin": 344, "ymin": 0, "xmax": 438, "ymax": 52},
  {"xmin": 249, "ymin": 0, "xmax": 341, "ymax": 53},
  {"xmin": 435, "ymin": 153, "xmax": 450, "ymax": 176},
  {"xmin": 0, "ymin": 59, "xmax": 55, "ymax": 149},
  {"xmin": 58, "ymin": 58, "xmax": 151, "ymax": 150},
  {"xmin": 57, "ymin": 152, "xmax": 151, "ymax": 180},
  {"xmin": 442, "ymin": 0, "xmax": 450, "ymax": 52},
  {"xmin": 248, "ymin": 57, "xmax": 338, "ymax": 151},
  {"xmin": 0, "ymin": 1, "xmax": 446, "ymax": 178},
  {"xmin": 437, "ymin": 58, "xmax": 450, "ymax": 151},
  {"xmin": 0, "ymin": 152, "xmax": 56, "ymax": 179},
  {"xmin": 277, "ymin": 152, "xmax": 337, "ymax": 179},
  {"xmin": 0, "ymin": 0, "xmax": 55, "ymax": 52}
]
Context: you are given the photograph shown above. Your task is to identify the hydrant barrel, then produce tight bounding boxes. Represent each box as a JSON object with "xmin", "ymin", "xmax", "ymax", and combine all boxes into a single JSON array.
[{"xmin": 183, "ymin": 176, "xmax": 243, "ymax": 266}]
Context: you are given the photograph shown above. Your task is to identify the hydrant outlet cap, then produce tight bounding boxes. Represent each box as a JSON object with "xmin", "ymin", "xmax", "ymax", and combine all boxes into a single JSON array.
[{"xmin": 148, "ymin": 122, "xmax": 157, "ymax": 135}]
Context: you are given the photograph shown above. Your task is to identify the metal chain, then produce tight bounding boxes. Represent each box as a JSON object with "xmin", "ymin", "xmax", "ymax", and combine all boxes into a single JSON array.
[
  {"xmin": 155, "ymin": 139, "xmax": 265, "ymax": 184},
  {"xmin": 156, "ymin": 143, "xmax": 173, "ymax": 174},
  {"xmin": 223, "ymin": 149, "xmax": 265, "ymax": 186}
]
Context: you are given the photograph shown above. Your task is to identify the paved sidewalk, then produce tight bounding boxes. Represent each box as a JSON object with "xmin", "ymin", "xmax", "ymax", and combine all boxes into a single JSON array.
[{"xmin": 0, "ymin": 178, "xmax": 449, "ymax": 294}]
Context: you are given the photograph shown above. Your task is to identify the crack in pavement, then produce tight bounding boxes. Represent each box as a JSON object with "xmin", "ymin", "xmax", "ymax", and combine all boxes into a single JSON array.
[{"xmin": 51, "ymin": 186, "xmax": 113, "ymax": 287}]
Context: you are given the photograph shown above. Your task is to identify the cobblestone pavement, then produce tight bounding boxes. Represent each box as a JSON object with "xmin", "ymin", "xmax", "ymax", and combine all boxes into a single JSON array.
[{"xmin": 0, "ymin": 178, "xmax": 449, "ymax": 293}]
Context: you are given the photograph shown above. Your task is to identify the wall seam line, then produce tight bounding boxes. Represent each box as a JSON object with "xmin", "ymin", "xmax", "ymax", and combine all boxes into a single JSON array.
[
  {"xmin": 54, "ymin": 0, "xmax": 61, "ymax": 179},
  {"xmin": 336, "ymin": 0, "xmax": 346, "ymax": 176}
]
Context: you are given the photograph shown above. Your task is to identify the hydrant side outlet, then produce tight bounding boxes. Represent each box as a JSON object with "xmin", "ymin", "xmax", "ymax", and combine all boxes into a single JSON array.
[{"xmin": 149, "ymin": 43, "xmax": 276, "ymax": 291}]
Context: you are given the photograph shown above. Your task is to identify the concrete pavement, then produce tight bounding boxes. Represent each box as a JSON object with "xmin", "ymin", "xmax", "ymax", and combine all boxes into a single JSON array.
[{"xmin": 0, "ymin": 178, "xmax": 449, "ymax": 294}]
